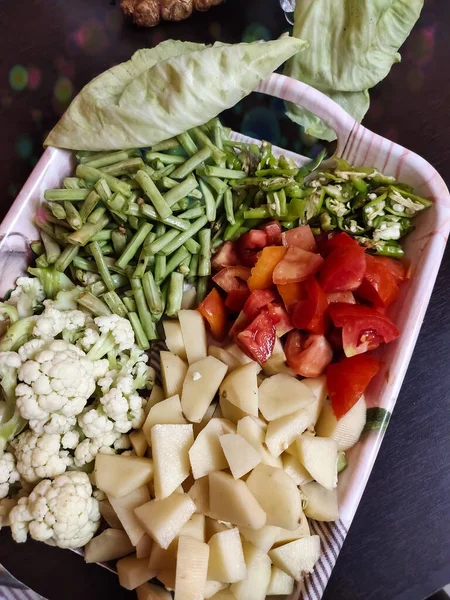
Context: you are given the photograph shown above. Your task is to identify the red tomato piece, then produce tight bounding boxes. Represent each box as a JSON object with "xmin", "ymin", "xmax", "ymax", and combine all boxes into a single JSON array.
[
  {"xmin": 356, "ymin": 254, "xmax": 400, "ymax": 308},
  {"xmin": 329, "ymin": 302, "xmax": 400, "ymax": 357},
  {"xmin": 328, "ymin": 325, "xmax": 344, "ymax": 351},
  {"xmin": 273, "ymin": 247, "xmax": 324, "ymax": 285},
  {"xmin": 213, "ymin": 266, "xmax": 251, "ymax": 293},
  {"xmin": 237, "ymin": 311, "xmax": 276, "ymax": 364},
  {"xmin": 282, "ymin": 225, "xmax": 317, "ymax": 253},
  {"xmin": 319, "ymin": 245, "xmax": 366, "ymax": 292},
  {"xmin": 225, "ymin": 289, "xmax": 250, "ymax": 313},
  {"xmin": 284, "ymin": 330, "xmax": 333, "ymax": 378},
  {"xmin": 262, "ymin": 221, "xmax": 282, "ymax": 245},
  {"xmin": 243, "ymin": 289, "xmax": 277, "ymax": 320},
  {"xmin": 211, "ymin": 241, "xmax": 240, "ymax": 271},
  {"xmin": 237, "ymin": 230, "xmax": 268, "ymax": 267},
  {"xmin": 326, "ymin": 291, "xmax": 356, "ymax": 304},
  {"xmin": 291, "ymin": 277, "xmax": 329, "ymax": 335},
  {"xmin": 277, "ymin": 282, "xmax": 304, "ymax": 312},
  {"xmin": 267, "ymin": 302, "xmax": 294, "ymax": 337},
  {"xmin": 327, "ymin": 354, "xmax": 380, "ymax": 419},
  {"xmin": 376, "ymin": 255, "xmax": 407, "ymax": 282},
  {"xmin": 197, "ymin": 288, "xmax": 227, "ymax": 341},
  {"xmin": 326, "ymin": 232, "xmax": 360, "ymax": 252}
]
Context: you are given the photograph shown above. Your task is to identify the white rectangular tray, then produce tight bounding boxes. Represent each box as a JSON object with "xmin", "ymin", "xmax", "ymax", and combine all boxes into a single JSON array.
[{"xmin": 1, "ymin": 73, "xmax": 449, "ymax": 600}]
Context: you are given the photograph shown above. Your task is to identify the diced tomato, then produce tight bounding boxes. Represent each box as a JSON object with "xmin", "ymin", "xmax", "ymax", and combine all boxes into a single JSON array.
[
  {"xmin": 327, "ymin": 354, "xmax": 380, "ymax": 419},
  {"xmin": 262, "ymin": 221, "xmax": 282, "ymax": 245},
  {"xmin": 197, "ymin": 288, "xmax": 227, "ymax": 341},
  {"xmin": 326, "ymin": 291, "xmax": 356, "ymax": 304},
  {"xmin": 273, "ymin": 247, "xmax": 324, "ymax": 285},
  {"xmin": 225, "ymin": 289, "xmax": 250, "ymax": 312},
  {"xmin": 213, "ymin": 266, "xmax": 251, "ymax": 293},
  {"xmin": 282, "ymin": 225, "xmax": 317, "ymax": 253},
  {"xmin": 211, "ymin": 241, "xmax": 240, "ymax": 271},
  {"xmin": 328, "ymin": 325, "xmax": 344, "ymax": 350},
  {"xmin": 356, "ymin": 254, "xmax": 400, "ymax": 308},
  {"xmin": 329, "ymin": 303, "xmax": 400, "ymax": 357},
  {"xmin": 243, "ymin": 289, "xmax": 277, "ymax": 320},
  {"xmin": 229, "ymin": 310, "xmax": 250, "ymax": 339},
  {"xmin": 267, "ymin": 302, "xmax": 294, "ymax": 337},
  {"xmin": 326, "ymin": 232, "xmax": 360, "ymax": 253},
  {"xmin": 237, "ymin": 230, "xmax": 268, "ymax": 267},
  {"xmin": 248, "ymin": 246, "xmax": 286, "ymax": 290},
  {"xmin": 237, "ymin": 311, "xmax": 276, "ymax": 364},
  {"xmin": 284, "ymin": 330, "xmax": 333, "ymax": 378},
  {"xmin": 291, "ymin": 277, "xmax": 329, "ymax": 335},
  {"xmin": 277, "ymin": 282, "xmax": 304, "ymax": 312},
  {"xmin": 376, "ymin": 255, "xmax": 407, "ymax": 282},
  {"xmin": 319, "ymin": 245, "xmax": 366, "ymax": 292}
]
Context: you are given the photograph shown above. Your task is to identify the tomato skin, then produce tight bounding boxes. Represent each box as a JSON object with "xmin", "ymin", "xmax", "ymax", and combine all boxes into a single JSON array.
[
  {"xmin": 282, "ymin": 225, "xmax": 317, "ymax": 253},
  {"xmin": 319, "ymin": 245, "xmax": 366, "ymax": 292},
  {"xmin": 291, "ymin": 277, "xmax": 329, "ymax": 335},
  {"xmin": 243, "ymin": 289, "xmax": 277, "ymax": 321},
  {"xmin": 267, "ymin": 302, "xmax": 294, "ymax": 337},
  {"xmin": 211, "ymin": 241, "xmax": 240, "ymax": 271},
  {"xmin": 273, "ymin": 247, "xmax": 324, "ymax": 285},
  {"xmin": 284, "ymin": 330, "xmax": 333, "ymax": 377},
  {"xmin": 356, "ymin": 254, "xmax": 400, "ymax": 308},
  {"xmin": 213, "ymin": 266, "xmax": 251, "ymax": 293},
  {"xmin": 329, "ymin": 302, "xmax": 400, "ymax": 357},
  {"xmin": 262, "ymin": 221, "xmax": 282, "ymax": 245},
  {"xmin": 326, "ymin": 232, "xmax": 360, "ymax": 253},
  {"xmin": 237, "ymin": 230, "xmax": 268, "ymax": 267},
  {"xmin": 327, "ymin": 354, "xmax": 380, "ymax": 419},
  {"xmin": 277, "ymin": 282, "xmax": 304, "ymax": 312},
  {"xmin": 225, "ymin": 289, "xmax": 250, "ymax": 312},
  {"xmin": 197, "ymin": 288, "xmax": 227, "ymax": 341},
  {"xmin": 237, "ymin": 311, "xmax": 276, "ymax": 364},
  {"xmin": 375, "ymin": 256, "xmax": 406, "ymax": 282},
  {"xmin": 248, "ymin": 246, "xmax": 287, "ymax": 290}
]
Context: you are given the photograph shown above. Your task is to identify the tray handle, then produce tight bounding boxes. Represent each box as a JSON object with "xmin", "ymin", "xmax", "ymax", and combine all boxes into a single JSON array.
[{"xmin": 256, "ymin": 73, "xmax": 357, "ymax": 156}]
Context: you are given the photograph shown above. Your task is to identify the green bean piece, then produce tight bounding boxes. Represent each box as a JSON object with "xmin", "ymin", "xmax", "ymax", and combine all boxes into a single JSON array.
[
  {"xmin": 187, "ymin": 252, "xmax": 199, "ymax": 283},
  {"xmin": 64, "ymin": 177, "xmax": 86, "ymax": 190},
  {"xmin": 133, "ymin": 231, "xmax": 156, "ymax": 279},
  {"xmin": 191, "ymin": 127, "xmax": 226, "ymax": 166},
  {"xmin": 184, "ymin": 237, "xmax": 200, "ymax": 254},
  {"xmin": 144, "ymin": 228, "xmax": 179, "ymax": 256},
  {"xmin": 35, "ymin": 254, "xmax": 49, "ymax": 268},
  {"xmin": 64, "ymin": 202, "xmax": 83, "ymax": 230},
  {"xmin": 161, "ymin": 216, "xmax": 208, "ymax": 256},
  {"xmin": 213, "ymin": 119, "xmax": 224, "ymax": 150},
  {"xmin": 196, "ymin": 276, "xmax": 208, "ymax": 304},
  {"xmin": 123, "ymin": 297, "xmax": 137, "ymax": 313},
  {"xmin": 152, "ymin": 138, "xmax": 180, "ymax": 152},
  {"xmin": 178, "ymin": 252, "xmax": 191, "ymax": 276},
  {"xmin": 199, "ymin": 179, "xmax": 216, "ymax": 222},
  {"xmin": 178, "ymin": 206, "xmax": 205, "ymax": 220},
  {"xmin": 166, "ymin": 272, "xmax": 184, "ymax": 317},
  {"xmin": 103, "ymin": 291, "xmax": 129, "ymax": 318},
  {"xmin": 154, "ymin": 254, "xmax": 166, "ymax": 285},
  {"xmin": 79, "ymin": 190, "xmax": 100, "ymax": 223},
  {"xmin": 73, "ymin": 256, "xmax": 97, "ymax": 272},
  {"xmin": 55, "ymin": 245, "xmax": 79, "ymax": 272},
  {"xmin": 77, "ymin": 291, "xmax": 112, "ymax": 316},
  {"xmin": 84, "ymin": 150, "xmax": 131, "ymax": 169},
  {"xmin": 76, "ymin": 164, "xmax": 132, "ymax": 197},
  {"xmin": 145, "ymin": 152, "xmax": 186, "ymax": 165},
  {"xmin": 47, "ymin": 201, "xmax": 66, "ymax": 220},
  {"xmin": 115, "ymin": 222, "xmax": 153, "ymax": 270},
  {"xmin": 44, "ymin": 189, "xmax": 90, "ymax": 202},
  {"xmin": 135, "ymin": 170, "xmax": 172, "ymax": 219},
  {"xmin": 91, "ymin": 229, "xmax": 112, "ymax": 242},
  {"xmin": 40, "ymin": 231, "xmax": 61, "ymax": 264},
  {"xmin": 102, "ymin": 157, "xmax": 144, "ymax": 177},
  {"xmin": 130, "ymin": 278, "xmax": 157, "ymax": 340},
  {"xmin": 111, "ymin": 227, "xmax": 128, "ymax": 255},
  {"xmin": 175, "ymin": 198, "xmax": 190, "ymax": 211},
  {"xmin": 177, "ymin": 131, "xmax": 198, "ymax": 157},
  {"xmin": 163, "ymin": 246, "xmax": 190, "ymax": 280},
  {"xmin": 198, "ymin": 229, "xmax": 211, "ymax": 277},
  {"xmin": 224, "ymin": 188, "xmax": 235, "ymax": 225},
  {"xmin": 67, "ymin": 214, "xmax": 110, "ymax": 246},
  {"xmin": 94, "ymin": 178, "xmax": 112, "ymax": 203},
  {"xmin": 128, "ymin": 312, "xmax": 150, "ymax": 350},
  {"xmin": 163, "ymin": 174, "xmax": 199, "ymax": 208},
  {"xmin": 89, "ymin": 242, "xmax": 115, "ymax": 291},
  {"xmin": 243, "ymin": 206, "xmax": 270, "ymax": 220},
  {"xmin": 171, "ymin": 147, "xmax": 212, "ymax": 180},
  {"xmin": 142, "ymin": 271, "xmax": 163, "ymax": 314},
  {"xmin": 139, "ymin": 203, "xmax": 189, "ymax": 231},
  {"xmin": 151, "ymin": 164, "xmax": 176, "ymax": 182},
  {"xmin": 103, "ymin": 256, "xmax": 126, "ymax": 275},
  {"xmin": 203, "ymin": 166, "xmax": 246, "ymax": 179},
  {"xmin": 128, "ymin": 216, "xmax": 140, "ymax": 230},
  {"xmin": 87, "ymin": 206, "xmax": 107, "ymax": 224},
  {"xmin": 31, "ymin": 241, "xmax": 44, "ymax": 255}
]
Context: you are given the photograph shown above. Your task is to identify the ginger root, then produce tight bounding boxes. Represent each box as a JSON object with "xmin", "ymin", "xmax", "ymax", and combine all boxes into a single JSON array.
[{"xmin": 121, "ymin": 0, "xmax": 224, "ymax": 27}]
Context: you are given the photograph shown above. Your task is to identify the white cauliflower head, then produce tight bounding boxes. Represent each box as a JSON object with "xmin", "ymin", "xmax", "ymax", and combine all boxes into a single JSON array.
[
  {"xmin": 100, "ymin": 377, "xmax": 145, "ymax": 434},
  {"xmin": 77, "ymin": 325, "xmax": 100, "ymax": 353},
  {"xmin": 33, "ymin": 303, "xmax": 88, "ymax": 342},
  {"xmin": 0, "ymin": 452, "xmax": 20, "ymax": 499},
  {"xmin": 12, "ymin": 430, "xmax": 73, "ymax": 483},
  {"xmin": 9, "ymin": 471, "xmax": 100, "ymax": 548},
  {"xmin": 6, "ymin": 277, "xmax": 45, "ymax": 318},
  {"xmin": 86, "ymin": 315, "xmax": 134, "ymax": 361},
  {"xmin": 74, "ymin": 438, "xmax": 115, "ymax": 468},
  {"xmin": 75, "ymin": 407, "xmax": 121, "ymax": 467},
  {"xmin": 17, "ymin": 339, "xmax": 46, "ymax": 362}
]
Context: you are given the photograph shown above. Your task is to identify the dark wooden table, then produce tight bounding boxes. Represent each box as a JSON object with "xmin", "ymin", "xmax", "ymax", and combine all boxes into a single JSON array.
[{"xmin": 1, "ymin": 1, "xmax": 449, "ymax": 599}]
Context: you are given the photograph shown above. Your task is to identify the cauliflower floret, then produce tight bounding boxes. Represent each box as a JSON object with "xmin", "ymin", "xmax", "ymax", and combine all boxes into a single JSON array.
[
  {"xmin": 74, "ymin": 439, "xmax": 115, "ymax": 467},
  {"xmin": 18, "ymin": 339, "xmax": 46, "ymax": 362},
  {"xmin": 16, "ymin": 340, "xmax": 97, "ymax": 431},
  {"xmin": 77, "ymin": 326, "xmax": 100, "ymax": 352},
  {"xmin": 6, "ymin": 277, "xmax": 45, "ymax": 318},
  {"xmin": 31, "ymin": 413, "xmax": 77, "ymax": 436},
  {"xmin": 61, "ymin": 430, "xmax": 80, "ymax": 450},
  {"xmin": 75, "ymin": 407, "xmax": 121, "ymax": 466},
  {"xmin": 33, "ymin": 304, "xmax": 88, "ymax": 343},
  {"xmin": 9, "ymin": 471, "xmax": 100, "ymax": 548},
  {"xmin": 12, "ymin": 430, "xmax": 73, "ymax": 483},
  {"xmin": 86, "ymin": 315, "xmax": 134, "ymax": 361},
  {"xmin": 0, "ymin": 352, "xmax": 21, "ymax": 404},
  {"xmin": 0, "ymin": 452, "xmax": 20, "ymax": 499},
  {"xmin": 100, "ymin": 383, "xmax": 145, "ymax": 434}
]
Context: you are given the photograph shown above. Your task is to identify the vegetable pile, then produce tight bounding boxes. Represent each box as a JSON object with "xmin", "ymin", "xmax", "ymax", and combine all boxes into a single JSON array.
[{"xmin": 121, "ymin": 0, "xmax": 224, "ymax": 27}]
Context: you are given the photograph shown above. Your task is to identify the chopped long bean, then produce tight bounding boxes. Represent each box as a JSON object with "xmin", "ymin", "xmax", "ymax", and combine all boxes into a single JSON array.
[
  {"xmin": 184, "ymin": 237, "xmax": 200, "ymax": 254},
  {"xmin": 145, "ymin": 152, "xmax": 186, "ymax": 165},
  {"xmin": 178, "ymin": 206, "xmax": 205, "ymax": 220},
  {"xmin": 135, "ymin": 170, "xmax": 172, "ymax": 219},
  {"xmin": 160, "ymin": 216, "xmax": 208, "ymax": 256},
  {"xmin": 196, "ymin": 276, "xmax": 208, "ymax": 304},
  {"xmin": 115, "ymin": 222, "xmax": 153, "ymax": 270},
  {"xmin": 128, "ymin": 312, "xmax": 150, "ymax": 350},
  {"xmin": 89, "ymin": 242, "xmax": 115, "ymax": 291},
  {"xmin": 77, "ymin": 291, "xmax": 111, "ymax": 316},
  {"xmin": 164, "ymin": 246, "xmax": 190, "ymax": 280},
  {"xmin": 103, "ymin": 291, "xmax": 129, "ymax": 318},
  {"xmin": 111, "ymin": 228, "xmax": 128, "ymax": 255},
  {"xmin": 76, "ymin": 164, "xmax": 132, "ymax": 197},
  {"xmin": 55, "ymin": 245, "xmax": 79, "ymax": 272},
  {"xmin": 166, "ymin": 272, "xmax": 184, "ymax": 317},
  {"xmin": 199, "ymin": 179, "xmax": 216, "ymax": 222},
  {"xmin": 79, "ymin": 190, "xmax": 100, "ymax": 222},
  {"xmin": 224, "ymin": 188, "xmax": 235, "ymax": 224},
  {"xmin": 177, "ymin": 131, "xmax": 198, "ymax": 157},
  {"xmin": 84, "ymin": 150, "xmax": 131, "ymax": 169},
  {"xmin": 40, "ymin": 231, "xmax": 61, "ymax": 264},
  {"xmin": 44, "ymin": 189, "xmax": 90, "ymax": 202},
  {"xmin": 142, "ymin": 271, "xmax": 163, "ymax": 314},
  {"xmin": 130, "ymin": 278, "xmax": 157, "ymax": 340},
  {"xmin": 102, "ymin": 157, "xmax": 144, "ymax": 177},
  {"xmin": 198, "ymin": 229, "xmax": 211, "ymax": 277},
  {"xmin": 171, "ymin": 147, "xmax": 211, "ymax": 179},
  {"xmin": 139, "ymin": 203, "xmax": 189, "ymax": 231},
  {"xmin": 122, "ymin": 297, "xmax": 137, "ymax": 312},
  {"xmin": 203, "ymin": 166, "xmax": 246, "ymax": 179},
  {"xmin": 64, "ymin": 202, "xmax": 82, "ymax": 230},
  {"xmin": 162, "ymin": 175, "xmax": 199, "ymax": 207}
]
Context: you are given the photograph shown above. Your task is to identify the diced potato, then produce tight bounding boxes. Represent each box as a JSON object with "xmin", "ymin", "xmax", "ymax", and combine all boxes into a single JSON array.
[
  {"xmin": 239, "ymin": 525, "xmax": 280, "ymax": 553},
  {"xmin": 230, "ymin": 541, "xmax": 271, "ymax": 600},
  {"xmin": 161, "ymin": 351, "xmax": 188, "ymax": 397},
  {"xmin": 130, "ymin": 430, "xmax": 148, "ymax": 457},
  {"xmin": 207, "ymin": 528, "xmax": 247, "ymax": 583},
  {"xmin": 246, "ymin": 464, "xmax": 302, "ymax": 530},
  {"xmin": 302, "ymin": 375, "xmax": 327, "ymax": 425},
  {"xmin": 134, "ymin": 493, "xmax": 196, "ymax": 549},
  {"xmin": 158, "ymin": 569, "xmax": 176, "ymax": 591},
  {"xmin": 219, "ymin": 395, "xmax": 248, "ymax": 423},
  {"xmin": 143, "ymin": 395, "xmax": 187, "ymax": 444},
  {"xmin": 236, "ymin": 416, "xmax": 281, "ymax": 469},
  {"xmin": 268, "ymin": 536, "xmax": 321, "ymax": 581},
  {"xmin": 262, "ymin": 339, "xmax": 295, "ymax": 377},
  {"xmin": 95, "ymin": 454, "xmax": 154, "ymax": 499},
  {"xmin": 163, "ymin": 320, "xmax": 187, "ymax": 360},
  {"xmin": 181, "ymin": 356, "xmax": 228, "ymax": 423},
  {"xmin": 296, "ymin": 436, "xmax": 338, "ymax": 490},
  {"xmin": 188, "ymin": 477, "xmax": 210, "ymax": 515},
  {"xmin": 219, "ymin": 433, "xmax": 261, "ymax": 479},
  {"xmin": 205, "ymin": 518, "xmax": 232, "ymax": 541},
  {"xmin": 152, "ymin": 424, "xmax": 194, "ymax": 499},
  {"xmin": 204, "ymin": 581, "xmax": 229, "ymax": 599},
  {"xmin": 180, "ymin": 513, "xmax": 205, "ymax": 542},
  {"xmin": 267, "ymin": 566, "xmax": 295, "ymax": 595},
  {"xmin": 136, "ymin": 582, "xmax": 172, "ymax": 600},
  {"xmin": 265, "ymin": 410, "xmax": 314, "ymax": 457},
  {"xmin": 193, "ymin": 403, "xmax": 217, "ymax": 437},
  {"xmin": 98, "ymin": 499, "xmax": 124, "ymax": 530},
  {"xmin": 179, "ymin": 309, "xmax": 207, "ymax": 365},
  {"xmin": 301, "ymin": 481, "xmax": 340, "ymax": 522},
  {"xmin": 146, "ymin": 385, "xmax": 165, "ymax": 416},
  {"xmin": 208, "ymin": 345, "xmax": 240, "ymax": 372},
  {"xmin": 275, "ymin": 513, "xmax": 310, "ymax": 545},
  {"xmin": 117, "ymin": 554, "xmax": 157, "ymax": 591},
  {"xmin": 189, "ymin": 418, "xmax": 235, "ymax": 480},
  {"xmin": 258, "ymin": 374, "xmax": 314, "ymax": 421},
  {"xmin": 84, "ymin": 529, "xmax": 134, "ymax": 563},
  {"xmin": 107, "ymin": 485, "xmax": 150, "ymax": 546},
  {"xmin": 135, "ymin": 534, "xmax": 153, "ymax": 559},
  {"xmin": 316, "ymin": 395, "xmax": 366, "ymax": 450},
  {"xmin": 148, "ymin": 539, "xmax": 178, "ymax": 573},
  {"xmin": 182, "ymin": 287, "xmax": 198, "ymax": 309},
  {"xmin": 209, "ymin": 590, "xmax": 236, "ymax": 600},
  {"xmin": 174, "ymin": 535, "xmax": 210, "ymax": 600},
  {"xmin": 281, "ymin": 454, "xmax": 313, "ymax": 486},
  {"xmin": 220, "ymin": 363, "xmax": 259, "ymax": 417},
  {"xmin": 224, "ymin": 343, "xmax": 256, "ymax": 365},
  {"xmin": 208, "ymin": 471, "xmax": 266, "ymax": 529}
]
